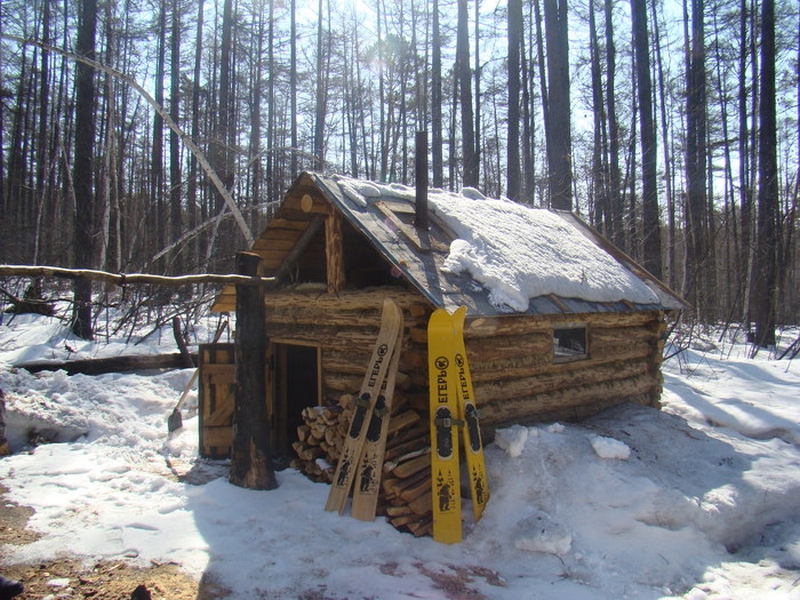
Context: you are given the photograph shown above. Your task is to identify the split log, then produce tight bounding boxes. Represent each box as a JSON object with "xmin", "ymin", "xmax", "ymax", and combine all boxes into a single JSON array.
[
  {"xmin": 392, "ymin": 452, "xmax": 430, "ymax": 479},
  {"xmin": 292, "ymin": 390, "xmax": 434, "ymax": 534}
]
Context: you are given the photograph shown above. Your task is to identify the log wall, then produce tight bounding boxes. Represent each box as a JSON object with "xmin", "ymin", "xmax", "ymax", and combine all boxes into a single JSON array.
[
  {"xmin": 267, "ymin": 286, "xmax": 666, "ymax": 534},
  {"xmin": 264, "ymin": 284, "xmax": 666, "ymax": 435}
]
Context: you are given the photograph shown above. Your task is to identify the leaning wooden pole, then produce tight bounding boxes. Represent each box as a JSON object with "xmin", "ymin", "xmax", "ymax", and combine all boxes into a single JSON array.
[
  {"xmin": 229, "ymin": 252, "xmax": 277, "ymax": 490},
  {"xmin": 0, "ymin": 264, "xmax": 275, "ymax": 287}
]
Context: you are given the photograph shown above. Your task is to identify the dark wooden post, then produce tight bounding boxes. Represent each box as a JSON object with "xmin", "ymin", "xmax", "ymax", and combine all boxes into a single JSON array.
[
  {"xmin": 415, "ymin": 131, "xmax": 429, "ymax": 230},
  {"xmin": 229, "ymin": 252, "xmax": 277, "ymax": 490},
  {"xmin": 0, "ymin": 389, "xmax": 10, "ymax": 456}
]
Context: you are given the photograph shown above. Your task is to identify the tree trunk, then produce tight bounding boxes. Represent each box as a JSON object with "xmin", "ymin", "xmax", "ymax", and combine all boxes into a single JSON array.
[
  {"xmin": 631, "ymin": 0, "xmax": 662, "ymax": 280},
  {"xmin": 474, "ymin": 0, "xmax": 481, "ymax": 189},
  {"xmin": 507, "ymin": 0, "xmax": 523, "ymax": 201},
  {"xmin": 651, "ymin": 0, "xmax": 676, "ymax": 290},
  {"xmin": 431, "ymin": 0, "xmax": 443, "ymax": 188},
  {"xmin": 187, "ymin": 0, "xmax": 204, "ymax": 270},
  {"xmin": 213, "ymin": 0, "xmax": 235, "ymax": 270},
  {"xmin": 457, "ymin": 0, "xmax": 478, "ymax": 188},
  {"xmin": 750, "ymin": 0, "xmax": 777, "ymax": 348},
  {"xmin": 738, "ymin": 0, "xmax": 753, "ymax": 324},
  {"xmin": 169, "ymin": 0, "xmax": 182, "ymax": 275},
  {"xmin": 290, "ymin": 0, "xmax": 298, "ymax": 176},
  {"xmin": 229, "ymin": 252, "xmax": 278, "ymax": 490},
  {"xmin": 33, "ymin": 0, "xmax": 52, "ymax": 265},
  {"xmin": 544, "ymin": 0, "xmax": 571, "ymax": 210},
  {"xmin": 152, "ymin": 2, "xmax": 166, "ymax": 269},
  {"xmin": 314, "ymin": 0, "xmax": 327, "ymax": 171},
  {"xmin": 605, "ymin": 0, "xmax": 623, "ymax": 246},
  {"xmin": 684, "ymin": 0, "xmax": 707, "ymax": 316},
  {"xmin": 71, "ymin": 0, "xmax": 98, "ymax": 340},
  {"xmin": 589, "ymin": 0, "xmax": 607, "ymax": 232}
]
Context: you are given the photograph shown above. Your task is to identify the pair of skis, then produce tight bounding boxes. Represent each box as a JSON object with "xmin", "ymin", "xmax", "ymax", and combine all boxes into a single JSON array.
[
  {"xmin": 325, "ymin": 298, "xmax": 404, "ymax": 521},
  {"xmin": 428, "ymin": 306, "xmax": 489, "ymax": 544}
]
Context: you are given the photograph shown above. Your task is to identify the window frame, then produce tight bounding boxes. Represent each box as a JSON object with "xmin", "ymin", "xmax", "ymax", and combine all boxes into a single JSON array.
[{"xmin": 552, "ymin": 323, "xmax": 589, "ymax": 363}]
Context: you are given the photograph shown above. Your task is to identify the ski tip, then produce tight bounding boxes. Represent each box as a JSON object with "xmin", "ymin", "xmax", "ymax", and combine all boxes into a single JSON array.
[{"xmin": 452, "ymin": 306, "xmax": 467, "ymax": 328}]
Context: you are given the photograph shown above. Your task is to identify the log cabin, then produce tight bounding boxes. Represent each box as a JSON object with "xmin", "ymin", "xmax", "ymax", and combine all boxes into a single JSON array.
[{"xmin": 200, "ymin": 171, "xmax": 685, "ymax": 471}]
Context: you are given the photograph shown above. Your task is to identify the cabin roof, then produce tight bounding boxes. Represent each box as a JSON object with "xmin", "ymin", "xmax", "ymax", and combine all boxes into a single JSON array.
[{"xmin": 212, "ymin": 172, "xmax": 686, "ymax": 315}]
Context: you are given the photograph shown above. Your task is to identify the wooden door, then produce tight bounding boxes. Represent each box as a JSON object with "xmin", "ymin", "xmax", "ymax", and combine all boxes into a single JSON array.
[{"xmin": 198, "ymin": 343, "xmax": 235, "ymax": 458}]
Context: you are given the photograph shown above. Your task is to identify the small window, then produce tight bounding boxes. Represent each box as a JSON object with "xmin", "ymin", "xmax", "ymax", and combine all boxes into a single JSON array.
[{"xmin": 553, "ymin": 325, "xmax": 588, "ymax": 362}]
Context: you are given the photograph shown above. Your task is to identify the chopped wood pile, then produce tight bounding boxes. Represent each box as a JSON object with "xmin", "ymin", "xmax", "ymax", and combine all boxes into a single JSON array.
[{"xmin": 291, "ymin": 391, "xmax": 433, "ymax": 536}]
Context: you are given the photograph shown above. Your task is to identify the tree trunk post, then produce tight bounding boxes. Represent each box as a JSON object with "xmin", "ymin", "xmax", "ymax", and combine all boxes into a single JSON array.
[{"xmin": 229, "ymin": 251, "xmax": 277, "ymax": 490}]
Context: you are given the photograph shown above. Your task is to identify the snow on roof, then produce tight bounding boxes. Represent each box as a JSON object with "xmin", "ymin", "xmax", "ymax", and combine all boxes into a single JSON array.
[{"xmin": 334, "ymin": 175, "xmax": 661, "ymax": 312}]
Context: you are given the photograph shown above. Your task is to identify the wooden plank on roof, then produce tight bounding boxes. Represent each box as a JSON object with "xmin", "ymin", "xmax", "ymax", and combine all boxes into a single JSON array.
[
  {"xmin": 375, "ymin": 200, "xmax": 431, "ymax": 252},
  {"xmin": 547, "ymin": 294, "xmax": 570, "ymax": 313}
]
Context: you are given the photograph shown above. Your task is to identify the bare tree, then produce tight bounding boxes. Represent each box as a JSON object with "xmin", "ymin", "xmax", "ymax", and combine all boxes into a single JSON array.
[
  {"xmin": 457, "ymin": 0, "xmax": 478, "ymax": 188},
  {"xmin": 431, "ymin": 0, "xmax": 444, "ymax": 188},
  {"xmin": 544, "ymin": 0, "xmax": 571, "ymax": 210},
  {"xmin": 631, "ymin": 0, "xmax": 662, "ymax": 279},
  {"xmin": 71, "ymin": 0, "xmax": 98, "ymax": 340},
  {"xmin": 684, "ymin": 0, "xmax": 708, "ymax": 315},
  {"xmin": 507, "ymin": 0, "xmax": 523, "ymax": 201},
  {"xmin": 750, "ymin": 0, "xmax": 778, "ymax": 347}
]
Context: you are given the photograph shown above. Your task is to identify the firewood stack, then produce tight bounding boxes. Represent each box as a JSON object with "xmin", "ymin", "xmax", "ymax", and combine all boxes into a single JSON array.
[{"xmin": 291, "ymin": 390, "xmax": 433, "ymax": 536}]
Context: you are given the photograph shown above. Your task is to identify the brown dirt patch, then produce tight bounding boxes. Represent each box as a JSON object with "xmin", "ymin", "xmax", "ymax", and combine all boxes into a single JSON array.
[
  {"xmin": 0, "ymin": 560, "xmax": 229, "ymax": 600},
  {"xmin": 0, "ymin": 484, "xmax": 40, "ymax": 546},
  {"xmin": 0, "ymin": 484, "xmax": 229, "ymax": 599}
]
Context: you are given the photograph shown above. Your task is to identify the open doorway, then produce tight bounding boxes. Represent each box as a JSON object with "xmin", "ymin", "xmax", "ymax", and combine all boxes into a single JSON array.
[{"xmin": 272, "ymin": 342, "xmax": 320, "ymax": 457}]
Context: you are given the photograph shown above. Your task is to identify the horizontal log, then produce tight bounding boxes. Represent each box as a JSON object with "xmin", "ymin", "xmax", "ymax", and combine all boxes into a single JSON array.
[
  {"xmin": 461, "ymin": 336, "xmax": 653, "ymax": 384},
  {"xmin": 468, "ymin": 353, "xmax": 552, "ymax": 382},
  {"xmin": 464, "ymin": 310, "xmax": 660, "ymax": 338},
  {"xmin": 322, "ymin": 373, "xmax": 365, "ymax": 395},
  {"xmin": 590, "ymin": 327, "xmax": 658, "ymax": 345},
  {"xmin": 0, "ymin": 264, "xmax": 275, "ymax": 287},
  {"xmin": 18, "ymin": 352, "xmax": 198, "ymax": 375},
  {"xmin": 588, "ymin": 339, "xmax": 653, "ymax": 363},
  {"xmin": 265, "ymin": 288, "xmax": 429, "ymax": 323},
  {"xmin": 465, "ymin": 333, "xmax": 552, "ymax": 364},
  {"xmin": 472, "ymin": 357, "xmax": 651, "ymax": 403},
  {"xmin": 480, "ymin": 372, "xmax": 658, "ymax": 428}
]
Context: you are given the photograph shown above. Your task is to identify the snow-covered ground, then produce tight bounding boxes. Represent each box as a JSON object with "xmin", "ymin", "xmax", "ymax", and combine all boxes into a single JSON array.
[{"xmin": 1, "ymin": 308, "xmax": 799, "ymax": 599}]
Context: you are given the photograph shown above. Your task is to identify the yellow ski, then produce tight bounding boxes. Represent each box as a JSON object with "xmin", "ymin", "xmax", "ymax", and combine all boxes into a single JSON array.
[
  {"xmin": 452, "ymin": 306, "xmax": 489, "ymax": 521},
  {"xmin": 428, "ymin": 308, "xmax": 462, "ymax": 544}
]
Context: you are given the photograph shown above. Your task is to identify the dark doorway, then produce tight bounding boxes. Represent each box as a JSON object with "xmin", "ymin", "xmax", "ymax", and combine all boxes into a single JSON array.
[{"xmin": 272, "ymin": 343, "xmax": 320, "ymax": 457}]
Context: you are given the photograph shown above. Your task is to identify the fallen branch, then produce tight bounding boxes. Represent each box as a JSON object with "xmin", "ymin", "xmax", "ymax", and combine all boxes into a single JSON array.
[{"xmin": 0, "ymin": 265, "xmax": 276, "ymax": 288}]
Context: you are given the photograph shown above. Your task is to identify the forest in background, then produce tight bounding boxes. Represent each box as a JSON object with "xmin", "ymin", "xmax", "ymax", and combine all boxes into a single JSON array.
[{"xmin": 0, "ymin": 0, "xmax": 797, "ymax": 345}]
